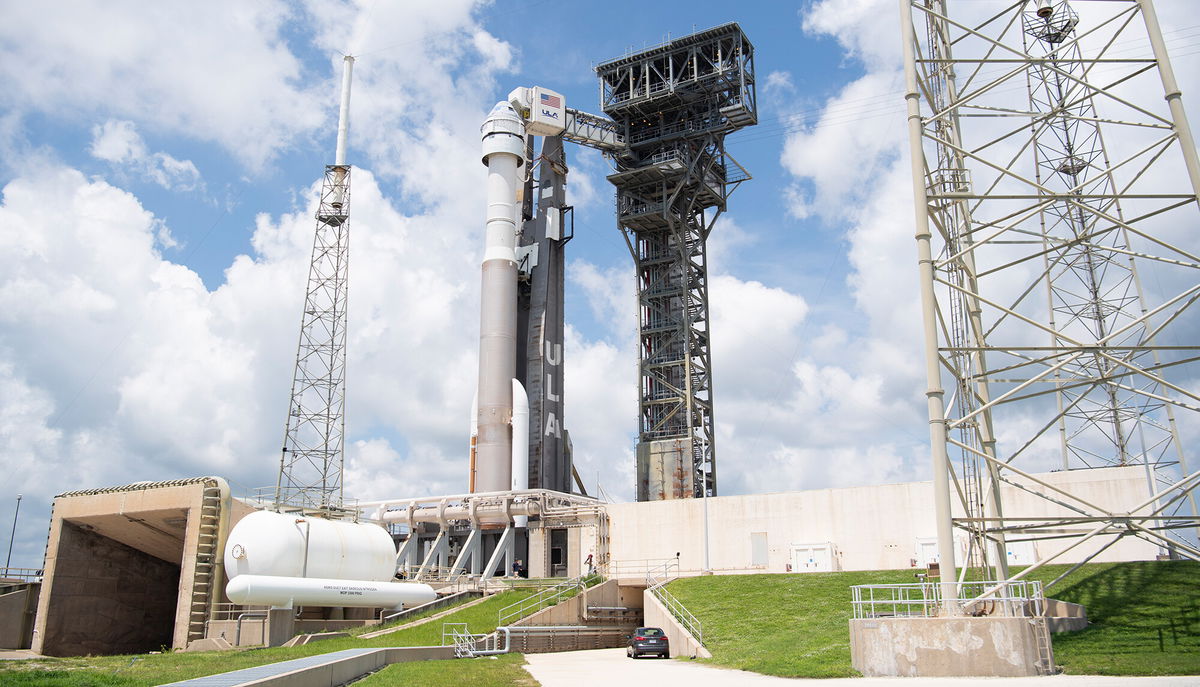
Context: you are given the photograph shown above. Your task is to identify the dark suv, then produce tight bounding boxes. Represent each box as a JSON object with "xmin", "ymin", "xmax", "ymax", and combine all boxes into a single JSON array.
[{"xmin": 626, "ymin": 626, "xmax": 670, "ymax": 658}]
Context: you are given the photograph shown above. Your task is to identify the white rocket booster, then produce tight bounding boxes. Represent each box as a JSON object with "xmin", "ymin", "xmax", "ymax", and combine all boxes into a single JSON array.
[{"xmin": 475, "ymin": 102, "xmax": 526, "ymax": 493}]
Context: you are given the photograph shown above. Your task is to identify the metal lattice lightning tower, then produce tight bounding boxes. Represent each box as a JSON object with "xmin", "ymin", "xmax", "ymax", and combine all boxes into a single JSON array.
[
  {"xmin": 901, "ymin": 0, "xmax": 1200, "ymax": 594},
  {"xmin": 275, "ymin": 56, "xmax": 355, "ymax": 512},
  {"xmin": 597, "ymin": 24, "xmax": 756, "ymax": 500}
]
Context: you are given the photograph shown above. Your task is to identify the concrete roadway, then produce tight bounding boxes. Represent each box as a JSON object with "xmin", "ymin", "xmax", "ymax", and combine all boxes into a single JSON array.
[{"xmin": 522, "ymin": 648, "xmax": 1200, "ymax": 687}]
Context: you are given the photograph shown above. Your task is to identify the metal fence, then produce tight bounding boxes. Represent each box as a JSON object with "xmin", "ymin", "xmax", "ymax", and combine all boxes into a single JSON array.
[
  {"xmin": 496, "ymin": 573, "xmax": 598, "ymax": 626},
  {"xmin": 851, "ymin": 580, "xmax": 1046, "ymax": 619},
  {"xmin": 0, "ymin": 567, "xmax": 42, "ymax": 583},
  {"xmin": 646, "ymin": 558, "xmax": 704, "ymax": 646}
]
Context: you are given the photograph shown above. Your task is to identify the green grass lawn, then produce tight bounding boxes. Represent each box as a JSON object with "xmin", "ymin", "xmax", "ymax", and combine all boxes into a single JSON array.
[
  {"xmin": 353, "ymin": 652, "xmax": 536, "ymax": 687},
  {"xmin": 667, "ymin": 560, "xmax": 1200, "ymax": 678},
  {"xmin": 1028, "ymin": 560, "xmax": 1200, "ymax": 676},
  {"xmin": 0, "ymin": 589, "xmax": 534, "ymax": 687},
  {"xmin": 668, "ymin": 568, "xmax": 914, "ymax": 678}
]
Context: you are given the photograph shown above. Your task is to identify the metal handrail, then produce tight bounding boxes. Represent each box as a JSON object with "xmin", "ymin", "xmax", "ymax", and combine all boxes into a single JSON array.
[
  {"xmin": 0, "ymin": 567, "xmax": 42, "ymax": 583},
  {"xmin": 646, "ymin": 558, "xmax": 704, "ymax": 645},
  {"xmin": 496, "ymin": 573, "xmax": 597, "ymax": 626},
  {"xmin": 850, "ymin": 580, "xmax": 1046, "ymax": 619},
  {"xmin": 605, "ymin": 557, "xmax": 678, "ymax": 579}
]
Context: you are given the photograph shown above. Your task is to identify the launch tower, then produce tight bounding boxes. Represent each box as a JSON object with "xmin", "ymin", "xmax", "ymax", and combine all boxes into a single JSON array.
[{"xmin": 598, "ymin": 24, "xmax": 756, "ymax": 500}]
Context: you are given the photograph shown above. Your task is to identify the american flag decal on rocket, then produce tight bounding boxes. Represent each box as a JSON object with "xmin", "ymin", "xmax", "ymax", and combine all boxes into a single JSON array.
[{"xmin": 540, "ymin": 92, "xmax": 561, "ymax": 108}]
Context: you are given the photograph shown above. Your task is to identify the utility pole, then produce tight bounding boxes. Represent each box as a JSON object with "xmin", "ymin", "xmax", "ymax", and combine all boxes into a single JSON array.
[{"xmin": 5, "ymin": 494, "xmax": 21, "ymax": 571}]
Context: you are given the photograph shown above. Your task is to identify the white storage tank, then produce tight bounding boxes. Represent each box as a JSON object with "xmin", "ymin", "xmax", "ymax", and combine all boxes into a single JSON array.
[
  {"xmin": 224, "ymin": 510, "xmax": 396, "ymax": 582},
  {"xmin": 226, "ymin": 574, "xmax": 436, "ymax": 610}
]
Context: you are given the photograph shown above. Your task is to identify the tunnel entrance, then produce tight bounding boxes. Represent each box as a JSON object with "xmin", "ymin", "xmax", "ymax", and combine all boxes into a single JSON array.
[
  {"xmin": 38, "ymin": 521, "xmax": 182, "ymax": 655},
  {"xmin": 33, "ymin": 478, "xmax": 240, "ymax": 656}
]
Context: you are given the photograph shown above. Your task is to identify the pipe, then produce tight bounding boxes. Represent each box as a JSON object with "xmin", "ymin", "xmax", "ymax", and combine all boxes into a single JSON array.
[
  {"xmin": 379, "ymin": 500, "xmax": 542, "ymax": 524},
  {"xmin": 900, "ymin": 0, "xmax": 960, "ymax": 614},
  {"xmin": 334, "ymin": 56, "xmax": 354, "ymax": 167},
  {"xmin": 226, "ymin": 574, "xmax": 436, "ymax": 609},
  {"xmin": 295, "ymin": 518, "xmax": 311, "ymax": 578},
  {"xmin": 512, "ymin": 379, "xmax": 530, "ymax": 527},
  {"xmin": 475, "ymin": 101, "xmax": 526, "ymax": 493},
  {"xmin": 469, "ymin": 390, "xmax": 479, "ymax": 492},
  {"xmin": 235, "ymin": 611, "xmax": 267, "ymax": 647},
  {"xmin": 358, "ymin": 488, "xmax": 596, "ymax": 509}
]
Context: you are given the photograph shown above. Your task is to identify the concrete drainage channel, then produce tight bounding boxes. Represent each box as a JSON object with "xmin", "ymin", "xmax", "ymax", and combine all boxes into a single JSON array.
[{"xmin": 159, "ymin": 646, "xmax": 456, "ymax": 687}]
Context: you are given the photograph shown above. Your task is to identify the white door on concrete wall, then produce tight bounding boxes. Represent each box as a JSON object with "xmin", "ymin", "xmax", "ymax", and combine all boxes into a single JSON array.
[
  {"xmin": 915, "ymin": 537, "xmax": 939, "ymax": 566},
  {"xmin": 790, "ymin": 543, "xmax": 836, "ymax": 572},
  {"xmin": 750, "ymin": 532, "xmax": 768, "ymax": 567},
  {"xmin": 1005, "ymin": 539, "xmax": 1037, "ymax": 566}
]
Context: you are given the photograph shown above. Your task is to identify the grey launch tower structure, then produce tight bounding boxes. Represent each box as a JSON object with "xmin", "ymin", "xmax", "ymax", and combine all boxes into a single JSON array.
[{"xmin": 598, "ymin": 24, "xmax": 756, "ymax": 500}]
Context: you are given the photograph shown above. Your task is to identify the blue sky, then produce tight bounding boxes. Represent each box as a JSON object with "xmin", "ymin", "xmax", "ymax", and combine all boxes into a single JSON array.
[{"xmin": 1, "ymin": 0, "xmax": 1198, "ymax": 568}]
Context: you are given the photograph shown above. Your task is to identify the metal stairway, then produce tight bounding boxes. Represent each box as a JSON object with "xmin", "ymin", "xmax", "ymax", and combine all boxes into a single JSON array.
[{"xmin": 186, "ymin": 483, "xmax": 224, "ymax": 644}]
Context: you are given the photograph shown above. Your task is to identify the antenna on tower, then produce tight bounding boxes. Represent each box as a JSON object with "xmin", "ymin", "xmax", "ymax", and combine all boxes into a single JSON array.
[{"xmin": 275, "ymin": 55, "xmax": 356, "ymax": 514}]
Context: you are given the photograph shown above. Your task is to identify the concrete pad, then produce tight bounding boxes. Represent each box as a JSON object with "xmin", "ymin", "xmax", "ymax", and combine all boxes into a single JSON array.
[
  {"xmin": 521, "ymin": 647, "xmax": 1200, "ymax": 687},
  {"xmin": 0, "ymin": 649, "xmax": 41, "ymax": 660}
]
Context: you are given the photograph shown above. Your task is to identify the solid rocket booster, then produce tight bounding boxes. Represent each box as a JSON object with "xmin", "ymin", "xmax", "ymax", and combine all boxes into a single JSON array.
[{"xmin": 475, "ymin": 101, "xmax": 526, "ymax": 493}]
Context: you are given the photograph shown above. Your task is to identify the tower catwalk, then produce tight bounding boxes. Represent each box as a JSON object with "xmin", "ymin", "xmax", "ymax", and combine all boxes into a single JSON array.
[
  {"xmin": 597, "ymin": 24, "xmax": 756, "ymax": 500},
  {"xmin": 901, "ymin": 0, "xmax": 1200, "ymax": 592},
  {"xmin": 276, "ymin": 56, "xmax": 355, "ymax": 511}
]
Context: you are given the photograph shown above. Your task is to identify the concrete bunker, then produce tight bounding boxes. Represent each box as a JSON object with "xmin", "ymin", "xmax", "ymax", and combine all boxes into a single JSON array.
[{"xmin": 32, "ymin": 478, "xmax": 243, "ymax": 656}]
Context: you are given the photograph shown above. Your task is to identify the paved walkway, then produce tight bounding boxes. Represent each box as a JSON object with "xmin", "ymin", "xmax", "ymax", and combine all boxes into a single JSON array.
[
  {"xmin": 522, "ymin": 648, "xmax": 1200, "ymax": 687},
  {"xmin": 0, "ymin": 649, "xmax": 40, "ymax": 661}
]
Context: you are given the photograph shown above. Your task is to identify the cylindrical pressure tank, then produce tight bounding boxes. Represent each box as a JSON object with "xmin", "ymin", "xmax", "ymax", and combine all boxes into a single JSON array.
[
  {"xmin": 226, "ymin": 574, "xmax": 436, "ymax": 610},
  {"xmin": 224, "ymin": 510, "xmax": 396, "ymax": 582}
]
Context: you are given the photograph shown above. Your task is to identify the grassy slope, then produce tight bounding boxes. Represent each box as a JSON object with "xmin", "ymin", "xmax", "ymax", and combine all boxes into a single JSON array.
[
  {"xmin": 668, "ymin": 560, "xmax": 1200, "ymax": 678},
  {"xmin": 0, "ymin": 589, "xmax": 532, "ymax": 687},
  {"xmin": 669, "ymin": 569, "xmax": 912, "ymax": 678},
  {"xmin": 354, "ymin": 652, "xmax": 536, "ymax": 687},
  {"xmin": 1038, "ymin": 560, "xmax": 1200, "ymax": 676}
]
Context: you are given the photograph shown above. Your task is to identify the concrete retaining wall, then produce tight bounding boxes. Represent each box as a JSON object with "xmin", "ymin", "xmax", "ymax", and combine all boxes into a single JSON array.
[
  {"xmin": 642, "ymin": 590, "xmax": 710, "ymax": 659},
  {"xmin": 164, "ymin": 646, "xmax": 456, "ymax": 687},
  {"xmin": 0, "ymin": 584, "xmax": 39, "ymax": 649},
  {"xmin": 1044, "ymin": 599, "xmax": 1088, "ymax": 633},
  {"xmin": 849, "ymin": 616, "xmax": 1049, "ymax": 677},
  {"xmin": 607, "ymin": 466, "xmax": 1158, "ymax": 575},
  {"xmin": 206, "ymin": 619, "xmax": 371, "ymax": 648}
]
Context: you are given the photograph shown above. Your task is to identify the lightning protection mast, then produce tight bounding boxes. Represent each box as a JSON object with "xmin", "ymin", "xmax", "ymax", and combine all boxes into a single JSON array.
[
  {"xmin": 597, "ymin": 24, "xmax": 756, "ymax": 501},
  {"xmin": 275, "ymin": 55, "xmax": 355, "ymax": 513},
  {"xmin": 901, "ymin": 0, "xmax": 1200, "ymax": 603}
]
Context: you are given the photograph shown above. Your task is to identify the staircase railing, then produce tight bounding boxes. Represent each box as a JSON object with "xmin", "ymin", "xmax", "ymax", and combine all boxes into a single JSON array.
[
  {"xmin": 646, "ymin": 558, "xmax": 703, "ymax": 645},
  {"xmin": 497, "ymin": 572, "xmax": 598, "ymax": 626}
]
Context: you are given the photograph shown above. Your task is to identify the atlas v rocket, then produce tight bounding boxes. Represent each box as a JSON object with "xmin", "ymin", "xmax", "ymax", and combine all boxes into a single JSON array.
[
  {"xmin": 474, "ymin": 101, "xmax": 528, "ymax": 496},
  {"xmin": 470, "ymin": 88, "xmax": 573, "ymax": 503}
]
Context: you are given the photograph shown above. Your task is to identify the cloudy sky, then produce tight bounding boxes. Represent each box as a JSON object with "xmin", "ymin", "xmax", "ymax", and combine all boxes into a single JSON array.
[{"xmin": 1, "ymin": 0, "xmax": 1198, "ymax": 568}]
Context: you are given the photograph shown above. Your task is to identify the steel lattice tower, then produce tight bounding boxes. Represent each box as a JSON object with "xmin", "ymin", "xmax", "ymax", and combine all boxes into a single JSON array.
[
  {"xmin": 597, "ymin": 24, "xmax": 756, "ymax": 500},
  {"xmin": 275, "ymin": 57, "xmax": 355, "ymax": 512},
  {"xmin": 901, "ymin": 0, "xmax": 1200, "ymax": 594}
]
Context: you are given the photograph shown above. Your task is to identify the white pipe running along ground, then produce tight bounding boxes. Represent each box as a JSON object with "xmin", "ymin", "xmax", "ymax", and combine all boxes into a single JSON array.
[
  {"xmin": 511, "ymin": 379, "xmax": 529, "ymax": 527},
  {"xmin": 226, "ymin": 574, "xmax": 436, "ymax": 610},
  {"xmin": 475, "ymin": 101, "xmax": 526, "ymax": 493}
]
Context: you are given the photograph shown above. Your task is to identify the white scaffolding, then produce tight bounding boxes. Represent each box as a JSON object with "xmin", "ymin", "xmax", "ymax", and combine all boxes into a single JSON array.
[{"xmin": 900, "ymin": 0, "xmax": 1200, "ymax": 606}]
